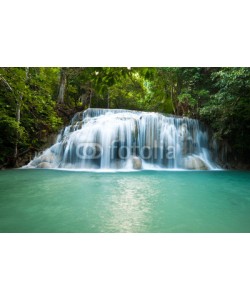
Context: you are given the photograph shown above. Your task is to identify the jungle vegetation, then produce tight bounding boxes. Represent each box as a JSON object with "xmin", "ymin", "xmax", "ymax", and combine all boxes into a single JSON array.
[{"xmin": 0, "ymin": 67, "xmax": 249, "ymax": 168}]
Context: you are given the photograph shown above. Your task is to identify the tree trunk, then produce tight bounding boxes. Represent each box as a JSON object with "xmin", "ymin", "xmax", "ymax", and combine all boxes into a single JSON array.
[
  {"xmin": 170, "ymin": 85, "xmax": 176, "ymax": 114},
  {"xmin": 57, "ymin": 69, "xmax": 67, "ymax": 104},
  {"xmin": 14, "ymin": 67, "xmax": 29, "ymax": 162},
  {"xmin": 14, "ymin": 99, "xmax": 21, "ymax": 159},
  {"xmin": 88, "ymin": 88, "xmax": 93, "ymax": 108},
  {"xmin": 107, "ymin": 91, "xmax": 110, "ymax": 108}
]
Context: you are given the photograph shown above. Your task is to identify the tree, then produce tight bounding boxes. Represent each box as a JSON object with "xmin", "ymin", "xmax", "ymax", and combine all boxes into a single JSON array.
[
  {"xmin": 199, "ymin": 67, "xmax": 250, "ymax": 163},
  {"xmin": 0, "ymin": 67, "xmax": 62, "ymax": 167}
]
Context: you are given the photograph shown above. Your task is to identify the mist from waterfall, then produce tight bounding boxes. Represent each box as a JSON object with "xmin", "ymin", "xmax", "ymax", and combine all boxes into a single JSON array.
[{"xmin": 26, "ymin": 108, "xmax": 220, "ymax": 171}]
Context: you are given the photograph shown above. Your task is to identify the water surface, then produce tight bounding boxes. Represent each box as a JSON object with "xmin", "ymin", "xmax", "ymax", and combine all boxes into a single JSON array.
[{"xmin": 0, "ymin": 169, "xmax": 249, "ymax": 232}]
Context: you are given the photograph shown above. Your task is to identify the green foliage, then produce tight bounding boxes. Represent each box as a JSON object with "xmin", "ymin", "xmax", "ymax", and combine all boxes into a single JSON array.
[
  {"xmin": 199, "ymin": 68, "xmax": 250, "ymax": 161},
  {"xmin": 0, "ymin": 67, "xmax": 62, "ymax": 166},
  {"xmin": 108, "ymin": 71, "xmax": 147, "ymax": 110},
  {"xmin": 0, "ymin": 67, "xmax": 250, "ymax": 167},
  {"xmin": 0, "ymin": 115, "xmax": 27, "ymax": 165}
]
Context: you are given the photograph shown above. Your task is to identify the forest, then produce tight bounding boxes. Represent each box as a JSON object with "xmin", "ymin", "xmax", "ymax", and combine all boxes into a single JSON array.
[{"xmin": 0, "ymin": 67, "xmax": 250, "ymax": 169}]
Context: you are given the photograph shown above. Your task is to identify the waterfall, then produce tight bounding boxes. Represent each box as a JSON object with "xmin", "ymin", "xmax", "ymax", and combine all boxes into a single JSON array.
[{"xmin": 26, "ymin": 108, "xmax": 220, "ymax": 170}]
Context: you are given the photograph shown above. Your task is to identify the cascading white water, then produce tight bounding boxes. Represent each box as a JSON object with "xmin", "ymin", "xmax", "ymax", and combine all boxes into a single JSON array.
[{"xmin": 26, "ymin": 108, "xmax": 220, "ymax": 170}]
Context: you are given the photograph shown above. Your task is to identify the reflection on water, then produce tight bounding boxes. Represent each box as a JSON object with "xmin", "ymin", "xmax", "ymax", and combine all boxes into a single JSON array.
[
  {"xmin": 106, "ymin": 177, "xmax": 159, "ymax": 232},
  {"xmin": 0, "ymin": 170, "xmax": 250, "ymax": 232}
]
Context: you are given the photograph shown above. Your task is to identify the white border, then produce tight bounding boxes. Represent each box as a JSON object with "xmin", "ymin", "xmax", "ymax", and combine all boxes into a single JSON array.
[
  {"xmin": 0, "ymin": 234, "xmax": 250, "ymax": 300},
  {"xmin": 1, "ymin": 1, "xmax": 250, "ymax": 299},
  {"xmin": 1, "ymin": 0, "xmax": 250, "ymax": 66}
]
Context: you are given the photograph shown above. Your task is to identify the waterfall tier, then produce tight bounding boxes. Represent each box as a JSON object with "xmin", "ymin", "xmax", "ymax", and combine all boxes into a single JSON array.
[{"xmin": 26, "ymin": 108, "xmax": 219, "ymax": 170}]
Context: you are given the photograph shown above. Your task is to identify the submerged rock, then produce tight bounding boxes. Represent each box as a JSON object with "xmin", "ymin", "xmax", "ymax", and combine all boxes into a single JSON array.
[{"xmin": 132, "ymin": 156, "xmax": 142, "ymax": 170}]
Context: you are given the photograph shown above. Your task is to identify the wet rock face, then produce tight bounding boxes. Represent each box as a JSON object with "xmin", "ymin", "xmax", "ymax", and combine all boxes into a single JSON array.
[
  {"xmin": 184, "ymin": 156, "xmax": 208, "ymax": 170},
  {"xmin": 29, "ymin": 157, "xmax": 41, "ymax": 167},
  {"xmin": 37, "ymin": 162, "xmax": 52, "ymax": 169},
  {"xmin": 132, "ymin": 156, "xmax": 142, "ymax": 170},
  {"xmin": 28, "ymin": 152, "xmax": 55, "ymax": 168},
  {"xmin": 40, "ymin": 153, "xmax": 55, "ymax": 163}
]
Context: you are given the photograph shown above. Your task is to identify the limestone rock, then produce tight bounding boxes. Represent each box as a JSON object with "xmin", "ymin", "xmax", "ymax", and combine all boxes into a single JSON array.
[
  {"xmin": 30, "ymin": 157, "xmax": 41, "ymax": 166},
  {"xmin": 132, "ymin": 156, "xmax": 142, "ymax": 170},
  {"xmin": 40, "ymin": 153, "xmax": 54, "ymax": 163},
  {"xmin": 184, "ymin": 156, "xmax": 208, "ymax": 170},
  {"xmin": 37, "ymin": 162, "xmax": 52, "ymax": 169}
]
